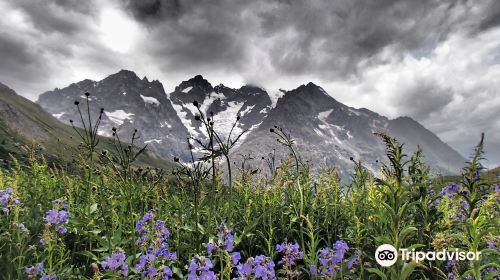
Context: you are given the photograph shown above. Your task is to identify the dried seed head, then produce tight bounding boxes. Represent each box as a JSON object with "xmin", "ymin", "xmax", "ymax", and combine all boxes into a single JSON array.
[
  {"xmin": 207, "ymin": 117, "xmax": 211, "ymax": 122},
  {"xmin": 74, "ymin": 101, "xmax": 79, "ymax": 105},
  {"xmin": 350, "ymin": 157, "xmax": 354, "ymax": 161},
  {"xmin": 236, "ymin": 115, "xmax": 241, "ymax": 121},
  {"xmin": 100, "ymin": 108, "xmax": 104, "ymax": 113},
  {"xmin": 193, "ymin": 100, "xmax": 199, "ymax": 107},
  {"xmin": 174, "ymin": 157, "xmax": 179, "ymax": 162},
  {"xmin": 210, "ymin": 111, "xmax": 214, "ymax": 116},
  {"xmin": 112, "ymin": 127, "xmax": 117, "ymax": 132},
  {"xmin": 194, "ymin": 115, "xmax": 201, "ymax": 121},
  {"xmin": 270, "ymin": 128, "xmax": 275, "ymax": 133},
  {"xmin": 209, "ymin": 121, "xmax": 214, "ymax": 126},
  {"xmin": 69, "ymin": 119, "xmax": 73, "ymax": 123},
  {"xmin": 85, "ymin": 92, "xmax": 90, "ymax": 97}
]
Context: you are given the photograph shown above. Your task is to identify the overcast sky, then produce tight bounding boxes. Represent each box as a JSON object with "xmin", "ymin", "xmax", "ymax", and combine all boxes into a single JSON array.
[{"xmin": 0, "ymin": 0, "xmax": 499, "ymax": 165}]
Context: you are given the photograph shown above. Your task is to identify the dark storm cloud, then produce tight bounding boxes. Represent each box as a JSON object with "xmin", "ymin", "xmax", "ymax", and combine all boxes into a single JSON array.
[
  {"xmin": 121, "ymin": 0, "xmax": 497, "ymax": 78},
  {"xmin": 1, "ymin": 0, "xmax": 500, "ymax": 164}
]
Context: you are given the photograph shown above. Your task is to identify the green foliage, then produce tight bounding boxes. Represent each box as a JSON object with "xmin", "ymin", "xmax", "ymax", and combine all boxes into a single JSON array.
[{"xmin": 0, "ymin": 106, "xmax": 498, "ymax": 279}]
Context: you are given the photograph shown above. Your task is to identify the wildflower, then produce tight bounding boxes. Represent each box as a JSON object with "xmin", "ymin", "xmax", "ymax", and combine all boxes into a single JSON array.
[
  {"xmin": 346, "ymin": 251, "xmax": 360, "ymax": 269},
  {"xmin": 44, "ymin": 209, "xmax": 69, "ymax": 224},
  {"xmin": 56, "ymin": 226, "xmax": 67, "ymax": 234},
  {"xmin": 439, "ymin": 183, "xmax": 460, "ymax": 198},
  {"xmin": 134, "ymin": 211, "xmax": 176, "ymax": 277},
  {"xmin": 188, "ymin": 255, "xmax": 216, "ymax": 280},
  {"xmin": 25, "ymin": 261, "xmax": 44, "ymax": 277},
  {"xmin": 276, "ymin": 242, "xmax": 303, "ymax": 277},
  {"xmin": 0, "ymin": 187, "xmax": 20, "ymax": 214},
  {"xmin": 136, "ymin": 211, "xmax": 154, "ymax": 233},
  {"xmin": 206, "ymin": 223, "xmax": 235, "ymax": 254},
  {"xmin": 101, "ymin": 250, "xmax": 129, "ymax": 277},
  {"xmin": 236, "ymin": 255, "xmax": 276, "ymax": 280},
  {"xmin": 231, "ymin": 252, "xmax": 241, "ymax": 265},
  {"xmin": 312, "ymin": 240, "xmax": 349, "ymax": 278},
  {"xmin": 41, "ymin": 274, "xmax": 57, "ymax": 280}
]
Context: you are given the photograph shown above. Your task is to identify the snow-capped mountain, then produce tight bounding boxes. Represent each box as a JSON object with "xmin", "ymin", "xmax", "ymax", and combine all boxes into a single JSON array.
[
  {"xmin": 169, "ymin": 75, "xmax": 272, "ymax": 140},
  {"xmin": 36, "ymin": 70, "xmax": 465, "ymax": 177},
  {"xmin": 233, "ymin": 82, "xmax": 465, "ymax": 177},
  {"xmin": 37, "ymin": 70, "xmax": 189, "ymax": 159}
]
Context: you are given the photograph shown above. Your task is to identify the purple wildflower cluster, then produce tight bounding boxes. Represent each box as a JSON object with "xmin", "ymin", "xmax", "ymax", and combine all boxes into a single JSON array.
[
  {"xmin": 134, "ymin": 211, "xmax": 177, "ymax": 279},
  {"xmin": 439, "ymin": 183, "xmax": 461, "ymax": 199},
  {"xmin": 0, "ymin": 187, "xmax": 20, "ymax": 214},
  {"xmin": 100, "ymin": 249, "xmax": 129, "ymax": 277},
  {"xmin": 188, "ymin": 255, "xmax": 216, "ymax": 280},
  {"xmin": 310, "ymin": 240, "xmax": 350, "ymax": 278},
  {"xmin": 25, "ymin": 261, "xmax": 56, "ymax": 279},
  {"xmin": 236, "ymin": 255, "xmax": 276, "ymax": 280},
  {"xmin": 276, "ymin": 242, "xmax": 303, "ymax": 277},
  {"xmin": 206, "ymin": 223, "xmax": 235, "ymax": 254},
  {"xmin": 44, "ymin": 199, "xmax": 69, "ymax": 235}
]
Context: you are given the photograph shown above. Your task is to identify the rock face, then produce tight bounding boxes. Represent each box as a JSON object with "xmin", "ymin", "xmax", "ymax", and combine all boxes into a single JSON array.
[
  {"xmin": 169, "ymin": 75, "xmax": 272, "ymax": 141},
  {"xmin": 232, "ymin": 83, "xmax": 465, "ymax": 178},
  {"xmin": 37, "ymin": 70, "xmax": 189, "ymax": 159},
  {"xmin": 36, "ymin": 71, "xmax": 465, "ymax": 177}
]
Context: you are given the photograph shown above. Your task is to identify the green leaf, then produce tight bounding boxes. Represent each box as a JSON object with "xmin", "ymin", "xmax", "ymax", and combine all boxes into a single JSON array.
[{"xmin": 366, "ymin": 268, "xmax": 388, "ymax": 280}]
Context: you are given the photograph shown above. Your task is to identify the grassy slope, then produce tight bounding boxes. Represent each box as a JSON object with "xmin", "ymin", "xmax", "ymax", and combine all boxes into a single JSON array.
[
  {"xmin": 0, "ymin": 84, "xmax": 172, "ymax": 169},
  {"xmin": 434, "ymin": 165, "xmax": 500, "ymax": 186}
]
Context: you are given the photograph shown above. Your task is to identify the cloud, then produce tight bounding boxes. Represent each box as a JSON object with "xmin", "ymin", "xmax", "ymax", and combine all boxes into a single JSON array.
[{"xmin": 0, "ymin": 0, "xmax": 499, "ymax": 164}]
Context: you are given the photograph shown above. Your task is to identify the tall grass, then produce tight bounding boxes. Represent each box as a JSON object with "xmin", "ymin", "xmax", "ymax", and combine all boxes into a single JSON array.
[{"xmin": 0, "ymin": 97, "xmax": 498, "ymax": 279}]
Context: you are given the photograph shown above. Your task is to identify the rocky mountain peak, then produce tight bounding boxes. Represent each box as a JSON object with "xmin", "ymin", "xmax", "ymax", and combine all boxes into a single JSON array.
[{"xmin": 175, "ymin": 75, "xmax": 213, "ymax": 93}]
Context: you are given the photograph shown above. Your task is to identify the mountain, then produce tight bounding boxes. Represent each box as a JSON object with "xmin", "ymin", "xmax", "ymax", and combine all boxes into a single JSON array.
[
  {"xmin": 0, "ymin": 82, "xmax": 168, "ymax": 168},
  {"xmin": 232, "ymin": 83, "xmax": 465, "ymax": 177},
  {"xmin": 37, "ymin": 70, "xmax": 189, "ymax": 160},
  {"xmin": 169, "ymin": 75, "xmax": 271, "ymax": 140},
  {"xmin": 36, "ymin": 71, "xmax": 465, "ymax": 178}
]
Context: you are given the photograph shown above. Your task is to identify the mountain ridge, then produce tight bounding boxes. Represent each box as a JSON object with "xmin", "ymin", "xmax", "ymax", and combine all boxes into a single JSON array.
[{"xmin": 34, "ymin": 70, "xmax": 466, "ymax": 176}]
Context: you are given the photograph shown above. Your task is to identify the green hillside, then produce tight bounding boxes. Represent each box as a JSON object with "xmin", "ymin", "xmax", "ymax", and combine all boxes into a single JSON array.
[{"xmin": 0, "ymin": 83, "xmax": 172, "ymax": 169}]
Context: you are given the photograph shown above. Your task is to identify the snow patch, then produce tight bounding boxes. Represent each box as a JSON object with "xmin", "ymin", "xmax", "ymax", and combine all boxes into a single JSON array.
[
  {"xmin": 172, "ymin": 103, "xmax": 199, "ymax": 137},
  {"xmin": 182, "ymin": 86, "xmax": 193, "ymax": 93},
  {"xmin": 140, "ymin": 94, "xmax": 160, "ymax": 106},
  {"xmin": 105, "ymin": 110, "xmax": 134, "ymax": 126},
  {"xmin": 239, "ymin": 105, "xmax": 255, "ymax": 117},
  {"xmin": 52, "ymin": 112, "xmax": 65, "ymax": 119},
  {"xmin": 318, "ymin": 109, "xmax": 333, "ymax": 122},
  {"xmin": 145, "ymin": 139, "xmax": 162, "ymax": 144},
  {"xmin": 212, "ymin": 101, "xmax": 245, "ymax": 137},
  {"xmin": 122, "ymin": 92, "xmax": 127, "ymax": 95}
]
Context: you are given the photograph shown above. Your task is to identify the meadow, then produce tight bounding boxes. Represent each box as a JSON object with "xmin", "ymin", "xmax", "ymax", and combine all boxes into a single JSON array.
[{"xmin": 0, "ymin": 99, "xmax": 499, "ymax": 279}]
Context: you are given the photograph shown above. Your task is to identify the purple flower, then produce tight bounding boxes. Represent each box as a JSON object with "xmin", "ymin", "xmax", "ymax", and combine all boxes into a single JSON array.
[
  {"xmin": 134, "ymin": 214, "xmax": 176, "ymax": 277},
  {"xmin": 231, "ymin": 252, "xmax": 241, "ymax": 265},
  {"xmin": 101, "ymin": 250, "xmax": 129, "ymax": 277},
  {"xmin": 44, "ymin": 209, "xmax": 69, "ymax": 224},
  {"xmin": 314, "ymin": 240, "xmax": 350, "ymax": 278},
  {"xmin": 206, "ymin": 223, "xmax": 236, "ymax": 254},
  {"xmin": 41, "ymin": 274, "xmax": 57, "ymax": 280},
  {"xmin": 346, "ymin": 251, "xmax": 360, "ymax": 269},
  {"xmin": 56, "ymin": 226, "xmax": 67, "ymax": 234},
  {"xmin": 136, "ymin": 211, "xmax": 154, "ymax": 233},
  {"xmin": 0, "ymin": 187, "xmax": 20, "ymax": 213},
  {"xmin": 188, "ymin": 256, "xmax": 216, "ymax": 280},
  {"xmin": 439, "ymin": 183, "xmax": 460, "ymax": 198},
  {"xmin": 276, "ymin": 242, "xmax": 304, "ymax": 277},
  {"xmin": 25, "ymin": 262, "xmax": 44, "ymax": 277},
  {"xmin": 237, "ymin": 255, "xmax": 276, "ymax": 280}
]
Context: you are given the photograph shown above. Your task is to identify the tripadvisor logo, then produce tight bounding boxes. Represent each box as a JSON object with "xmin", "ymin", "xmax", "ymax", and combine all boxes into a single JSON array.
[
  {"xmin": 375, "ymin": 244, "xmax": 398, "ymax": 267},
  {"xmin": 375, "ymin": 244, "xmax": 481, "ymax": 267}
]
